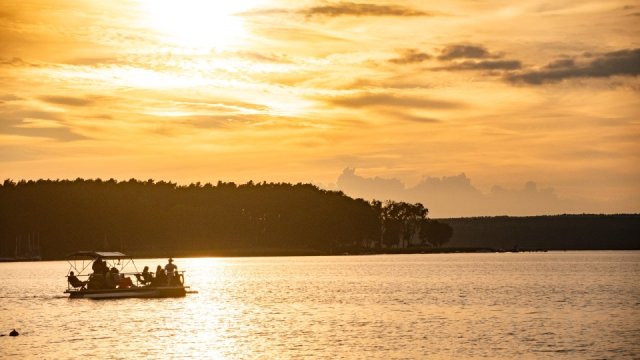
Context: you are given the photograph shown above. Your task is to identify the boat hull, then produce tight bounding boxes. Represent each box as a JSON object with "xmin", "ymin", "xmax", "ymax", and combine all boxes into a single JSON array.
[{"xmin": 65, "ymin": 286, "xmax": 187, "ymax": 299}]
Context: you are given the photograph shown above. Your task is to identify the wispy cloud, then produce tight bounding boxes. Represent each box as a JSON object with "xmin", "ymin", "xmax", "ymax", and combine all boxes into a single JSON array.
[
  {"xmin": 388, "ymin": 49, "xmax": 431, "ymax": 64},
  {"xmin": 391, "ymin": 113, "xmax": 440, "ymax": 123},
  {"xmin": 438, "ymin": 59, "xmax": 522, "ymax": 71},
  {"xmin": 39, "ymin": 95, "xmax": 94, "ymax": 107},
  {"xmin": 0, "ymin": 106, "xmax": 87, "ymax": 141},
  {"xmin": 234, "ymin": 51, "xmax": 292, "ymax": 64},
  {"xmin": 62, "ymin": 57, "xmax": 121, "ymax": 66},
  {"xmin": 0, "ymin": 57, "xmax": 36, "ymax": 67},
  {"xmin": 0, "ymin": 94, "xmax": 22, "ymax": 103},
  {"xmin": 322, "ymin": 93, "xmax": 462, "ymax": 109},
  {"xmin": 302, "ymin": 2, "xmax": 429, "ymax": 17},
  {"xmin": 243, "ymin": 2, "xmax": 430, "ymax": 18}
]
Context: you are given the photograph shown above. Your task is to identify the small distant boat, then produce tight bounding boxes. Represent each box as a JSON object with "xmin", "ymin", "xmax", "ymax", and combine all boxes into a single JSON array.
[{"xmin": 64, "ymin": 251, "xmax": 192, "ymax": 299}]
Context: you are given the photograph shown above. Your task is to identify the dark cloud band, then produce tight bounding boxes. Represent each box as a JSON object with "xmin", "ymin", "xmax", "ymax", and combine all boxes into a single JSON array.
[
  {"xmin": 242, "ymin": 2, "xmax": 429, "ymax": 18},
  {"xmin": 388, "ymin": 49, "xmax": 431, "ymax": 64},
  {"xmin": 508, "ymin": 48, "xmax": 640, "ymax": 84},
  {"xmin": 438, "ymin": 45, "xmax": 492, "ymax": 60},
  {"xmin": 438, "ymin": 60, "xmax": 522, "ymax": 71},
  {"xmin": 39, "ymin": 96, "xmax": 94, "ymax": 107},
  {"xmin": 304, "ymin": 2, "xmax": 428, "ymax": 17},
  {"xmin": 323, "ymin": 93, "xmax": 462, "ymax": 109}
]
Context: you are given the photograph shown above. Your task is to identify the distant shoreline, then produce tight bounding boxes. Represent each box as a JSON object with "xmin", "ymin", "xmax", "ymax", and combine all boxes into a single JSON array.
[
  {"xmin": 3, "ymin": 179, "xmax": 638, "ymax": 259},
  {"xmin": 3, "ymin": 247, "xmax": 640, "ymax": 262}
]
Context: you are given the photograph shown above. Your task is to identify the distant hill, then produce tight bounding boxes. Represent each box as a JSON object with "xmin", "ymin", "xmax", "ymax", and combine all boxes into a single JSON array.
[{"xmin": 440, "ymin": 214, "xmax": 640, "ymax": 250}]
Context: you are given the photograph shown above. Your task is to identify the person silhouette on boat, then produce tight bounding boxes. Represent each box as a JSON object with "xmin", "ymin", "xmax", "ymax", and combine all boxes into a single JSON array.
[
  {"xmin": 92, "ymin": 256, "xmax": 107, "ymax": 274},
  {"xmin": 101, "ymin": 260, "xmax": 109, "ymax": 274},
  {"xmin": 135, "ymin": 266, "xmax": 153, "ymax": 286},
  {"xmin": 68, "ymin": 271, "xmax": 87, "ymax": 290},
  {"xmin": 118, "ymin": 273, "xmax": 134, "ymax": 289},
  {"xmin": 154, "ymin": 265, "xmax": 166, "ymax": 286},
  {"xmin": 165, "ymin": 258, "xmax": 178, "ymax": 285}
]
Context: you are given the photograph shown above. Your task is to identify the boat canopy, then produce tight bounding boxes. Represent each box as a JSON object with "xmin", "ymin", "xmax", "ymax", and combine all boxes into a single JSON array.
[
  {"xmin": 67, "ymin": 251, "xmax": 129, "ymax": 259},
  {"xmin": 66, "ymin": 251, "xmax": 137, "ymax": 276}
]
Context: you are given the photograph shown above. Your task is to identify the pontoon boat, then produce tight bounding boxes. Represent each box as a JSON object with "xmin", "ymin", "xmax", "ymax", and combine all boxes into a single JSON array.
[{"xmin": 64, "ymin": 251, "xmax": 192, "ymax": 299}]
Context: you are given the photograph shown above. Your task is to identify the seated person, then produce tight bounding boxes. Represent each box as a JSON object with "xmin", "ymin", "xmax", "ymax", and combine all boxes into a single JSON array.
[
  {"xmin": 104, "ymin": 267, "xmax": 119, "ymax": 289},
  {"xmin": 87, "ymin": 273, "xmax": 103, "ymax": 290},
  {"xmin": 68, "ymin": 271, "xmax": 87, "ymax": 289},
  {"xmin": 153, "ymin": 265, "xmax": 167, "ymax": 286},
  {"xmin": 117, "ymin": 274, "xmax": 134, "ymax": 289},
  {"xmin": 135, "ymin": 266, "xmax": 153, "ymax": 285},
  {"xmin": 110, "ymin": 267, "xmax": 120, "ymax": 280}
]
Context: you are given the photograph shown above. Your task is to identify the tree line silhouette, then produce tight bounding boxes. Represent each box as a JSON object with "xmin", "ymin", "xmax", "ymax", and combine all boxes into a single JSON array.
[
  {"xmin": 442, "ymin": 215, "xmax": 640, "ymax": 250},
  {"xmin": 0, "ymin": 178, "xmax": 452, "ymax": 259}
]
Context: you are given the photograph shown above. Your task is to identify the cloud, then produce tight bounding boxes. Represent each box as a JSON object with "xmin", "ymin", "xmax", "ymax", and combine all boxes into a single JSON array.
[
  {"xmin": 508, "ymin": 48, "xmax": 640, "ymax": 84},
  {"xmin": 322, "ymin": 92, "xmax": 462, "ymax": 109},
  {"xmin": 243, "ymin": 2, "xmax": 429, "ymax": 18},
  {"xmin": 388, "ymin": 49, "xmax": 431, "ymax": 64},
  {"xmin": 8, "ymin": 126, "xmax": 88, "ymax": 142},
  {"xmin": 304, "ymin": 2, "xmax": 428, "ymax": 17},
  {"xmin": 362, "ymin": 109, "xmax": 439, "ymax": 123},
  {"xmin": 336, "ymin": 168, "xmax": 608, "ymax": 217},
  {"xmin": 337, "ymin": 168, "xmax": 405, "ymax": 200},
  {"xmin": 390, "ymin": 113, "xmax": 440, "ymax": 123},
  {"xmin": 63, "ymin": 57, "xmax": 121, "ymax": 66},
  {"xmin": 437, "ymin": 44, "xmax": 492, "ymax": 60},
  {"xmin": 0, "ymin": 57, "xmax": 34, "ymax": 67},
  {"xmin": 432, "ymin": 44, "xmax": 521, "ymax": 72},
  {"xmin": 0, "ymin": 107, "xmax": 87, "ymax": 141},
  {"xmin": 39, "ymin": 96, "xmax": 94, "ymax": 107},
  {"xmin": 234, "ymin": 51, "xmax": 292, "ymax": 64},
  {"xmin": 438, "ymin": 59, "xmax": 522, "ymax": 71},
  {"xmin": 0, "ymin": 94, "xmax": 22, "ymax": 103},
  {"xmin": 545, "ymin": 58, "xmax": 575, "ymax": 69}
]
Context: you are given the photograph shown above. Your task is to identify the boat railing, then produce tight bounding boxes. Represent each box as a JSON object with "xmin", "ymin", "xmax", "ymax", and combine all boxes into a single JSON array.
[{"xmin": 66, "ymin": 270, "xmax": 187, "ymax": 290}]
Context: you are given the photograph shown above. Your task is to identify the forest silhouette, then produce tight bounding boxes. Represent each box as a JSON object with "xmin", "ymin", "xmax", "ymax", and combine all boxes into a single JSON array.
[
  {"xmin": 0, "ymin": 178, "xmax": 452, "ymax": 259},
  {"xmin": 444, "ymin": 214, "xmax": 639, "ymax": 250}
]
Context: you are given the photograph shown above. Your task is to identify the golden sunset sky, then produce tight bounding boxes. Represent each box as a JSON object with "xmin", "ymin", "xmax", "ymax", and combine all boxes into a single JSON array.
[{"xmin": 1, "ymin": 0, "xmax": 639, "ymax": 216}]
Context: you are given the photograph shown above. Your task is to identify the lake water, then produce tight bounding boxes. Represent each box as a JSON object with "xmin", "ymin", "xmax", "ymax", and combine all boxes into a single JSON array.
[{"xmin": 1, "ymin": 252, "xmax": 639, "ymax": 359}]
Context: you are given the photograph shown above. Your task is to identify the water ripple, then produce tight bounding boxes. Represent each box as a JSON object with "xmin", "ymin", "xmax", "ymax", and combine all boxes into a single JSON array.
[{"xmin": 0, "ymin": 252, "xmax": 639, "ymax": 359}]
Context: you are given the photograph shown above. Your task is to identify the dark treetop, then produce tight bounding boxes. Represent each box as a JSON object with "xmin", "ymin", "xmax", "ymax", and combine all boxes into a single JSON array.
[{"xmin": 0, "ymin": 178, "xmax": 451, "ymax": 259}]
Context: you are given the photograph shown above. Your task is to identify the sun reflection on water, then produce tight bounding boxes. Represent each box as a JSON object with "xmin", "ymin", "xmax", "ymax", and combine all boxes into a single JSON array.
[{"xmin": 1, "ymin": 253, "xmax": 639, "ymax": 359}]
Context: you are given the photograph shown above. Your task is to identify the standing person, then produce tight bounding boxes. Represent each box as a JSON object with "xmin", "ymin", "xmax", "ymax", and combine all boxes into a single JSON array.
[
  {"xmin": 92, "ymin": 257, "xmax": 109, "ymax": 288},
  {"xmin": 165, "ymin": 258, "xmax": 177, "ymax": 285},
  {"xmin": 92, "ymin": 256, "xmax": 104, "ymax": 274}
]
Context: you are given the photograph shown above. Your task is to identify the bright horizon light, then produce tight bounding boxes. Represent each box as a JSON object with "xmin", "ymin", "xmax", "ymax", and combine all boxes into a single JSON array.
[{"xmin": 138, "ymin": 0, "xmax": 261, "ymax": 52}]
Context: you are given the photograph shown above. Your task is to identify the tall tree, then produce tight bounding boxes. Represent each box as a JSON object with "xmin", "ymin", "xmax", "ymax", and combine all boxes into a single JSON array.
[
  {"xmin": 375, "ymin": 200, "xmax": 429, "ymax": 248},
  {"xmin": 420, "ymin": 220, "xmax": 454, "ymax": 248}
]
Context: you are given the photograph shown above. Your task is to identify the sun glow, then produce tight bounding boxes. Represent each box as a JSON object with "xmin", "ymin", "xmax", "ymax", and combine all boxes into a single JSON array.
[{"xmin": 139, "ymin": 0, "xmax": 260, "ymax": 52}]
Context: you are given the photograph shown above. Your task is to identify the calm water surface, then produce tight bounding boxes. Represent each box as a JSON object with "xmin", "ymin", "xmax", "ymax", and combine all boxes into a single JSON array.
[{"xmin": 1, "ymin": 252, "xmax": 639, "ymax": 359}]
